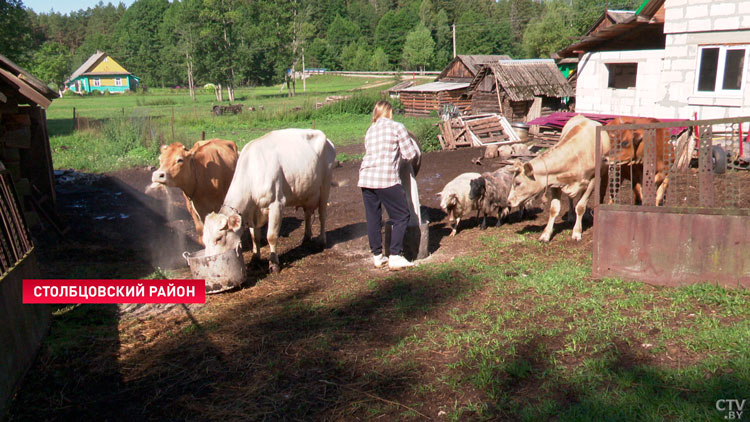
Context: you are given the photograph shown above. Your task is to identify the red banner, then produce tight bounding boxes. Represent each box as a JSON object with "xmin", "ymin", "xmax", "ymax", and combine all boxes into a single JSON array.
[{"xmin": 23, "ymin": 279, "xmax": 206, "ymax": 304}]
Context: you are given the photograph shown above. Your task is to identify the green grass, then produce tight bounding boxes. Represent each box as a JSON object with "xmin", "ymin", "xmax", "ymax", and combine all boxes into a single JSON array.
[{"xmin": 48, "ymin": 75, "xmax": 442, "ymax": 172}]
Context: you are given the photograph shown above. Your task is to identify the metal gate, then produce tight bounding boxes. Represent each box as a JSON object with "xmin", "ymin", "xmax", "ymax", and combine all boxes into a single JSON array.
[{"xmin": 593, "ymin": 116, "xmax": 750, "ymax": 288}]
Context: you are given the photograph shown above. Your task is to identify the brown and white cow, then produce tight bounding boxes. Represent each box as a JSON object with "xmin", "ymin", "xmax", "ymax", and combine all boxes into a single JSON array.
[
  {"xmin": 603, "ymin": 117, "xmax": 673, "ymax": 205},
  {"xmin": 202, "ymin": 129, "xmax": 336, "ymax": 273},
  {"xmin": 507, "ymin": 115, "xmax": 611, "ymax": 242},
  {"xmin": 147, "ymin": 139, "xmax": 239, "ymax": 244}
]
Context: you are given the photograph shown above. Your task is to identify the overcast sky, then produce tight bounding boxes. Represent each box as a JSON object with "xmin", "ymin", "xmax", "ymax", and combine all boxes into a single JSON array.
[{"xmin": 24, "ymin": 0, "xmax": 135, "ymax": 15}]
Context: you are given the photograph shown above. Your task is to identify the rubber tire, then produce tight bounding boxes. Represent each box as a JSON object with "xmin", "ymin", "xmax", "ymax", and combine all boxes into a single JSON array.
[{"xmin": 712, "ymin": 145, "xmax": 727, "ymax": 174}]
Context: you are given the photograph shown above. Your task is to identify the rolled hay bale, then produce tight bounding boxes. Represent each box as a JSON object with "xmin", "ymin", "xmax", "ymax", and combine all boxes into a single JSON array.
[{"xmin": 484, "ymin": 144, "xmax": 499, "ymax": 158}]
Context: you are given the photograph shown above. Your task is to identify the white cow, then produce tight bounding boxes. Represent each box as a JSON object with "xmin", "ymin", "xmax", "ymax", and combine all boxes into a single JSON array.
[
  {"xmin": 507, "ymin": 115, "xmax": 612, "ymax": 242},
  {"xmin": 202, "ymin": 129, "xmax": 336, "ymax": 273}
]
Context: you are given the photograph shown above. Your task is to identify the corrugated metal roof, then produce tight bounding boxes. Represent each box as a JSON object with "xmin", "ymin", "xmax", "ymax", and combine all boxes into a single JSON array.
[
  {"xmin": 400, "ymin": 81, "xmax": 470, "ymax": 93},
  {"xmin": 64, "ymin": 51, "xmax": 107, "ymax": 84},
  {"xmin": 468, "ymin": 59, "xmax": 574, "ymax": 102}
]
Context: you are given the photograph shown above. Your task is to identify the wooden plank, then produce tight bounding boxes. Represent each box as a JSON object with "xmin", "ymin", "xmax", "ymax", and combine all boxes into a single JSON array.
[
  {"xmin": 442, "ymin": 120, "xmax": 456, "ymax": 149},
  {"xmin": 1, "ymin": 113, "xmax": 30, "ymax": 127},
  {"xmin": 0, "ymin": 68, "xmax": 51, "ymax": 108},
  {"xmin": 1, "ymin": 127, "xmax": 31, "ymax": 148},
  {"xmin": 526, "ymin": 96, "xmax": 542, "ymax": 135}
]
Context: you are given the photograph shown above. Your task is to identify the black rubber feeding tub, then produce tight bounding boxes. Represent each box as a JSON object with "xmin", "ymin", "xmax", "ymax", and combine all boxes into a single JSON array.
[{"xmin": 183, "ymin": 246, "xmax": 246, "ymax": 294}]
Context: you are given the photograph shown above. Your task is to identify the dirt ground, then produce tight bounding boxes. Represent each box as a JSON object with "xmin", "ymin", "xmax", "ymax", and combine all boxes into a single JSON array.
[
  {"xmin": 38, "ymin": 145, "xmax": 562, "ymax": 307},
  {"xmin": 12, "ymin": 146, "xmax": 592, "ymax": 421}
]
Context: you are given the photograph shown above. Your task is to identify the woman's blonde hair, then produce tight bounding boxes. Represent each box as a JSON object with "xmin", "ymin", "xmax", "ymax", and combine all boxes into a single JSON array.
[{"xmin": 371, "ymin": 100, "xmax": 393, "ymax": 123}]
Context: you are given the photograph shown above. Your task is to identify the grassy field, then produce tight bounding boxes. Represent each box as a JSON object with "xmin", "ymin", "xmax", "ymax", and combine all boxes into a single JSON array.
[{"xmin": 47, "ymin": 74, "xmax": 440, "ymax": 172}]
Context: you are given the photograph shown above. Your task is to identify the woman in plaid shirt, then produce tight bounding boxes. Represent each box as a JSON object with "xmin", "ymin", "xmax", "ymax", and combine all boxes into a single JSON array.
[{"xmin": 358, "ymin": 101, "xmax": 420, "ymax": 270}]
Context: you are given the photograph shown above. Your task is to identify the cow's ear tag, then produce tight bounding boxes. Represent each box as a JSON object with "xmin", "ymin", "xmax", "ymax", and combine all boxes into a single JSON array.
[
  {"xmin": 227, "ymin": 214, "xmax": 242, "ymax": 231},
  {"xmin": 523, "ymin": 162, "xmax": 535, "ymax": 180}
]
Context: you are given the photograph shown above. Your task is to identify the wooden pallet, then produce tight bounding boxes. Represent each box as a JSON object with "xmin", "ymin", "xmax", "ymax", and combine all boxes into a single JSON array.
[{"xmin": 437, "ymin": 113, "xmax": 522, "ymax": 150}]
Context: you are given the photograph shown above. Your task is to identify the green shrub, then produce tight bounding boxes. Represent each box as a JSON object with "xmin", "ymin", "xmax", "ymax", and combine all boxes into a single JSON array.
[{"xmin": 411, "ymin": 118, "xmax": 442, "ymax": 152}]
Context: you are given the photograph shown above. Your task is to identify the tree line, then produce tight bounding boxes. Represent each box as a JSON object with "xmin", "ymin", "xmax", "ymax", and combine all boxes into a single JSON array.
[{"xmin": 1, "ymin": 0, "xmax": 643, "ymax": 98}]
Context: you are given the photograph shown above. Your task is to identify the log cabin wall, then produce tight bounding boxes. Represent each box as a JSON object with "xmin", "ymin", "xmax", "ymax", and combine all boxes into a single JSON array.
[
  {"xmin": 401, "ymin": 92, "xmax": 440, "ymax": 116},
  {"xmin": 471, "ymin": 92, "xmax": 502, "ymax": 115},
  {"xmin": 402, "ymin": 88, "xmax": 471, "ymax": 116}
]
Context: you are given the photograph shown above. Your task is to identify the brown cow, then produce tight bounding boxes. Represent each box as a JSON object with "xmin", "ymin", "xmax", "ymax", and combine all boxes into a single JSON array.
[
  {"xmin": 604, "ymin": 117, "xmax": 672, "ymax": 205},
  {"xmin": 147, "ymin": 139, "xmax": 239, "ymax": 244}
]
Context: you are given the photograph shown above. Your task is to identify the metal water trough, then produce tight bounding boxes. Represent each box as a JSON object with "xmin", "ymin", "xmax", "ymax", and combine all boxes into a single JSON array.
[{"xmin": 593, "ymin": 116, "xmax": 750, "ymax": 288}]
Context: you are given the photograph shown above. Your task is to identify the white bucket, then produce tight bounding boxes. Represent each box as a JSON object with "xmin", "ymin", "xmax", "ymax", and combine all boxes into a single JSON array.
[{"xmin": 183, "ymin": 246, "xmax": 246, "ymax": 294}]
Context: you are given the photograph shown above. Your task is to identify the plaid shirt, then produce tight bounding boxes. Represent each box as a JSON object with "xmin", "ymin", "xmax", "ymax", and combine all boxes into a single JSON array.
[{"xmin": 358, "ymin": 118, "xmax": 420, "ymax": 189}]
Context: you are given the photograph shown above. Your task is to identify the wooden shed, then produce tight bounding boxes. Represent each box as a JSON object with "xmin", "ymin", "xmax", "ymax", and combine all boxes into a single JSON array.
[
  {"xmin": 467, "ymin": 59, "xmax": 574, "ymax": 122},
  {"xmin": 0, "ymin": 53, "xmax": 55, "ymax": 417},
  {"xmin": 0, "ymin": 53, "xmax": 58, "ymax": 228},
  {"xmin": 400, "ymin": 55, "xmax": 510, "ymax": 116},
  {"xmin": 400, "ymin": 81, "xmax": 472, "ymax": 116}
]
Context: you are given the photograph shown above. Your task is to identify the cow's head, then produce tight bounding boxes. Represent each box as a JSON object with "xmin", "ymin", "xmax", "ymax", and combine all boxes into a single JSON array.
[
  {"xmin": 150, "ymin": 143, "xmax": 194, "ymax": 189},
  {"xmin": 604, "ymin": 117, "xmax": 638, "ymax": 165},
  {"xmin": 202, "ymin": 212, "xmax": 242, "ymax": 256},
  {"xmin": 507, "ymin": 160, "xmax": 542, "ymax": 208},
  {"xmin": 604, "ymin": 117, "xmax": 666, "ymax": 165},
  {"xmin": 469, "ymin": 177, "xmax": 486, "ymax": 201}
]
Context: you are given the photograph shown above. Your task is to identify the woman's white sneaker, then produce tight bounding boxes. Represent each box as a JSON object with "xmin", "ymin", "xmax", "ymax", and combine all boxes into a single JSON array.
[
  {"xmin": 373, "ymin": 254, "xmax": 388, "ymax": 268},
  {"xmin": 388, "ymin": 255, "xmax": 414, "ymax": 270}
]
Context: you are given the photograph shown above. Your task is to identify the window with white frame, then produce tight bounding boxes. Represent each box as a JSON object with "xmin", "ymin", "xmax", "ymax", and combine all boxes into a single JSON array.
[
  {"xmin": 115, "ymin": 77, "xmax": 122, "ymax": 86},
  {"xmin": 93, "ymin": 78, "xmax": 101, "ymax": 87},
  {"xmin": 606, "ymin": 63, "xmax": 638, "ymax": 89},
  {"xmin": 695, "ymin": 45, "xmax": 748, "ymax": 95}
]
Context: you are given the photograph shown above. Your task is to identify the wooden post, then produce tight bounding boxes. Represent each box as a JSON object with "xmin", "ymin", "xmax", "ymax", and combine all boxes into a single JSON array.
[
  {"xmin": 493, "ymin": 74, "xmax": 503, "ymax": 115},
  {"xmin": 302, "ymin": 47, "xmax": 306, "ymax": 93},
  {"xmin": 452, "ymin": 23, "xmax": 456, "ymax": 58},
  {"xmin": 122, "ymin": 107, "xmax": 125, "ymax": 115},
  {"xmin": 73, "ymin": 107, "xmax": 76, "ymax": 119},
  {"xmin": 201, "ymin": 131, "xmax": 205, "ymax": 141},
  {"xmin": 312, "ymin": 120, "xmax": 315, "ymax": 129}
]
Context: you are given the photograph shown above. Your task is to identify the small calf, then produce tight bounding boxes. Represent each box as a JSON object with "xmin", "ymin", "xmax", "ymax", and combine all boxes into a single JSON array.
[{"xmin": 469, "ymin": 167, "xmax": 526, "ymax": 230}]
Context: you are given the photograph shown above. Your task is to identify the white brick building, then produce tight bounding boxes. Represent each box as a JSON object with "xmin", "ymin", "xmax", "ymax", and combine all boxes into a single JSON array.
[{"xmin": 556, "ymin": 0, "xmax": 750, "ymax": 120}]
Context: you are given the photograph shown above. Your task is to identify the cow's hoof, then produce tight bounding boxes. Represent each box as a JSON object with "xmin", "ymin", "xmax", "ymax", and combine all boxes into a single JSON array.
[
  {"xmin": 269, "ymin": 262, "xmax": 280, "ymax": 273},
  {"xmin": 449, "ymin": 230, "xmax": 457, "ymax": 237},
  {"xmin": 302, "ymin": 235, "xmax": 312, "ymax": 244},
  {"xmin": 572, "ymin": 233, "xmax": 582, "ymax": 241},
  {"xmin": 539, "ymin": 234, "xmax": 551, "ymax": 242}
]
